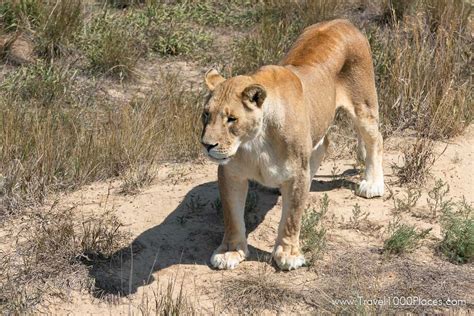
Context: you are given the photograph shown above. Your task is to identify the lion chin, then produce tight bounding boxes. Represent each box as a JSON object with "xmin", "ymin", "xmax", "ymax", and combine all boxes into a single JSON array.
[{"xmin": 207, "ymin": 155, "xmax": 231, "ymax": 165}]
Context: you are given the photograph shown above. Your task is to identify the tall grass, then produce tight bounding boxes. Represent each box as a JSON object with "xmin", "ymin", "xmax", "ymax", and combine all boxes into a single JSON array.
[
  {"xmin": 0, "ymin": 0, "xmax": 83, "ymax": 57},
  {"xmin": 370, "ymin": 1, "xmax": 472, "ymax": 138},
  {"xmin": 0, "ymin": 69, "xmax": 203, "ymax": 214}
]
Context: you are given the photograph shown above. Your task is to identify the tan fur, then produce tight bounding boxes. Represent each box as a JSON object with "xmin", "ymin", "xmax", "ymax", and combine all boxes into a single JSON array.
[{"xmin": 201, "ymin": 19, "xmax": 384, "ymax": 270}]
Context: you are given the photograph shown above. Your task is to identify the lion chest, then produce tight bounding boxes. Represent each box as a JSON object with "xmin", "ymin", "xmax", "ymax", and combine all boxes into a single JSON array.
[{"xmin": 236, "ymin": 137, "xmax": 293, "ymax": 188}]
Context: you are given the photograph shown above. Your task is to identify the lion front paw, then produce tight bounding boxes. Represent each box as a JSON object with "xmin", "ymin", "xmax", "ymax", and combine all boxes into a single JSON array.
[
  {"xmin": 210, "ymin": 245, "xmax": 248, "ymax": 270},
  {"xmin": 273, "ymin": 245, "xmax": 305, "ymax": 271},
  {"xmin": 356, "ymin": 179, "xmax": 384, "ymax": 198}
]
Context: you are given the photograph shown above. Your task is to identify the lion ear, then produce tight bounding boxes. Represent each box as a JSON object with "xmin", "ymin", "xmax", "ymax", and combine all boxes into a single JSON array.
[
  {"xmin": 204, "ymin": 69, "xmax": 225, "ymax": 91},
  {"xmin": 242, "ymin": 84, "xmax": 267, "ymax": 108}
]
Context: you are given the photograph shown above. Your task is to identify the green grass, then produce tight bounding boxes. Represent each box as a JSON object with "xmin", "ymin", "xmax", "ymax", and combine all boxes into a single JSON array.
[{"xmin": 0, "ymin": 61, "xmax": 74, "ymax": 105}]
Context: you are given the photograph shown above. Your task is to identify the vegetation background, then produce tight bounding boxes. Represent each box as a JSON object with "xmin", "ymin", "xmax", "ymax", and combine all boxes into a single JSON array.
[{"xmin": 0, "ymin": 0, "xmax": 472, "ymax": 314}]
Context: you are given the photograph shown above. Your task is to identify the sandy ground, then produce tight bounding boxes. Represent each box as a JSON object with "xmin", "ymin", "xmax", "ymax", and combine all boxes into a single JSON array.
[{"xmin": 36, "ymin": 125, "xmax": 474, "ymax": 315}]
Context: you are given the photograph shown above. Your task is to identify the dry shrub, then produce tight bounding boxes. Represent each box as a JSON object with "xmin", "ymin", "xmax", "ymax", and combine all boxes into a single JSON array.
[
  {"xmin": 301, "ymin": 193, "xmax": 328, "ymax": 265},
  {"xmin": 439, "ymin": 198, "xmax": 473, "ymax": 264},
  {"xmin": 0, "ymin": 204, "xmax": 128, "ymax": 314},
  {"xmin": 383, "ymin": 217, "xmax": 431, "ymax": 255},
  {"xmin": 392, "ymin": 137, "xmax": 435, "ymax": 185}
]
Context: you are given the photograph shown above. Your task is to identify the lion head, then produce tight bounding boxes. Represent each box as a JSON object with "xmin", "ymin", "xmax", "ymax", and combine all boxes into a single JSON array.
[{"xmin": 201, "ymin": 69, "xmax": 267, "ymax": 164}]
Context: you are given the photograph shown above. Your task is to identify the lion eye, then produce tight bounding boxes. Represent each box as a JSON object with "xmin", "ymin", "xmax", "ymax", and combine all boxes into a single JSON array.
[
  {"xmin": 202, "ymin": 111, "xmax": 210, "ymax": 122},
  {"xmin": 227, "ymin": 116, "xmax": 237, "ymax": 123}
]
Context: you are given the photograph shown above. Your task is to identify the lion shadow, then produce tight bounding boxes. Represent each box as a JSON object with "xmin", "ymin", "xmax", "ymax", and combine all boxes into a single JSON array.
[{"xmin": 88, "ymin": 169, "xmax": 358, "ymax": 296}]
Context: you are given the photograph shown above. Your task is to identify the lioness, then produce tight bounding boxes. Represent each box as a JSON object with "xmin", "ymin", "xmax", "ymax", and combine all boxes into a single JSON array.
[{"xmin": 200, "ymin": 19, "xmax": 384, "ymax": 270}]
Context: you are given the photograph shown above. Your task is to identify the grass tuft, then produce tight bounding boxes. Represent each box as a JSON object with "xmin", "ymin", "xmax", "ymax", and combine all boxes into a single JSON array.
[{"xmin": 0, "ymin": 71, "xmax": 202, "ymax": 215}]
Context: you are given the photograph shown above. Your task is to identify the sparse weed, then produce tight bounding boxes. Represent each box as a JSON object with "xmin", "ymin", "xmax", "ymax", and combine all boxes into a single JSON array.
[
  {"xmin": 119, "ymin": 162, "xmax": 156, "ymax": 195},
  {"xmin": 348, "ymin": 203, "xmax": 369, "ymax": 230},
  {"xmin": 383, "ymin": 217, "xmax": 431, "ymax": 255},
  {"xmin": 393, "ymin": 187, "xmax": 422, "ymax": 214},
  {"xmin": 139, "ymin": 274, "xmax": 196, "ymax": 315},
  {"xmin": 439, "ymin": 197, "xmax": 473, "ymax": 264},
  {"xmin": 427, "ymin": 179, "xmax": 453, "ymax": 219},
  {"xmin": 176, "ymin": 215, "xmax": 187, "ymax": 226},
  {"xmin": 300, "ymin": 194, "xmax": 328, "ymax": 265},
  {"xmin": 211, "ymin": 190, "xmax": 259, "ymax": 219},
  {"xmin": 211, "ymin": 197, "xmax": 222, "ymax": 216}
]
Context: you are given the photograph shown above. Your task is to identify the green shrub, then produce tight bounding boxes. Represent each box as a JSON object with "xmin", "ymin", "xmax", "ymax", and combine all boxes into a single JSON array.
[
  {"xmin": 383, "ymin": 218, "xmax": 431, "ymax": 255},
  {"xmin": 439, "ymin": 198, "xmax": 473, "ymax": 264},
  {"xmin": 300, "ymin": 194, "xmax": 328, "ymax": 264}
]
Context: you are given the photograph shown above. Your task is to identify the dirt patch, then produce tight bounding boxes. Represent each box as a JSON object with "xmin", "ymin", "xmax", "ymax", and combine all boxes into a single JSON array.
[{"xmin": 18, "ymin": 125, "xmax": 469, "ymax": 314}]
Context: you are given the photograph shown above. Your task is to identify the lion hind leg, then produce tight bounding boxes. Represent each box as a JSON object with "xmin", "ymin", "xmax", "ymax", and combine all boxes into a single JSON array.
[{"xmin": 337, "ymin": 86, "xmax": 384, "ymax": 198}]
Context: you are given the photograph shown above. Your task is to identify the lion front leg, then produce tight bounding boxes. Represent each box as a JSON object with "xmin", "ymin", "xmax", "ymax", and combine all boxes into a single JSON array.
[
  {"xmin": 211, "ymin": 165, "xmax": 249, "ymax": 270},
  {"xmin": 273, "ymin": 170, "xmax": 310, "ymax": 270}
]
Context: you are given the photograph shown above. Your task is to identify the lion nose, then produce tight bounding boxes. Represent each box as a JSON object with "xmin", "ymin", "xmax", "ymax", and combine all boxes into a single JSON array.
[{"xmin": 201, "ymin": 141, "xmax": 218, "ymax": 152}]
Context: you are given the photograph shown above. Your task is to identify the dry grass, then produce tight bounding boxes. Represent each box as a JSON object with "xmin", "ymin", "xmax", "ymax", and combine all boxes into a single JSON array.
[
  {"xmin": 368, "ymin": 1, "xmax": 472, "ymax": 138},
  {"xmin": 0, "ymin": 70, "xmax": 202, "ymax": 215},
  {"xmin": 221, "ymin": 264, "xmax": 304, "ymax": 314},
  {"xmin": 137, "ymin": 273, "xmax": 196, "ymax": 316}
]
